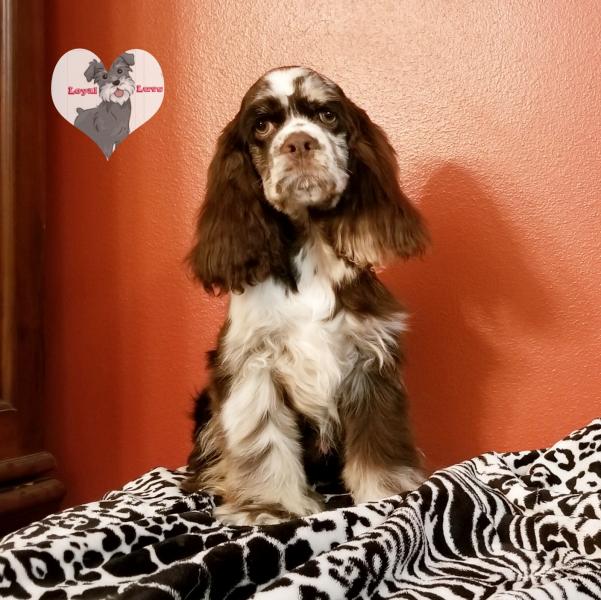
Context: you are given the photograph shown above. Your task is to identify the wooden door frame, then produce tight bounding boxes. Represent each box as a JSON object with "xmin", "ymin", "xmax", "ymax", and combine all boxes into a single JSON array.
[{"xmin": 0, "ymin": 0, "xmax": 64, "ymax": 533}]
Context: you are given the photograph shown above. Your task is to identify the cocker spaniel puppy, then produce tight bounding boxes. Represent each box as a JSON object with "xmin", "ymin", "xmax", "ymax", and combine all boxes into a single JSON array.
[{"xmin": 184, "ymin": 66, "xmax": 429, "ymax": 525}]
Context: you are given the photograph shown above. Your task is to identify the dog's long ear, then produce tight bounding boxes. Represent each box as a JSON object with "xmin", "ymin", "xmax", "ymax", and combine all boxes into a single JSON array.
[
  {"xmin": 120, "ymin": 53, "xmax": 135, "ymax": 67},
  {"xmin": 83, "ymin": 59, "xmax": 104, "ymax": 82},
  {"xmin": 188, "ymin": 114, "xmax": 289, "ymax": 295},
  {"xmin": 327, "ymin": 99, "xmax": 429, "ymax": 268}
]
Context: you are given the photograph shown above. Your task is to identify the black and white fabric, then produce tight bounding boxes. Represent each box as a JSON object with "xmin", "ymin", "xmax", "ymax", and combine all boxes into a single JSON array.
[{"xmin": 2, "ymin": 419, "xmax": 601, "ymax": 599}]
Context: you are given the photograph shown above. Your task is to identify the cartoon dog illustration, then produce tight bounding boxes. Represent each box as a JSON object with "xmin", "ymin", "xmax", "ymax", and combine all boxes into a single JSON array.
[{"xmin": 74, "ymin": 53, "xmax": 135, "ymax": 159}]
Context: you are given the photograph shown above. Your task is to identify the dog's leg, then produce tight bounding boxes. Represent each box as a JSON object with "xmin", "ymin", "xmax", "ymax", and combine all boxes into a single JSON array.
[
  {"xmin": 215, "ymin": 367, "xmax": 322, "ymax": 525},
  {"xmin": 340, "ymin": 364, "xmax": 425, "ymax": 503}
]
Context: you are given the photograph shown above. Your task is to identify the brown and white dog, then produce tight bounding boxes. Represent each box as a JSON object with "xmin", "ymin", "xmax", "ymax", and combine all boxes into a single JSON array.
[{"xmin": 183, "ymin": 66, "xmax": 429, "ymax": 525}]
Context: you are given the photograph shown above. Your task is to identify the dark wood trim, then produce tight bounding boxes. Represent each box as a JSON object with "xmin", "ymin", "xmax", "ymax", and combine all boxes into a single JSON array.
[
  {"xmin": 0, "ymin": 478, "xmax": 65, "ymax": 515},
  {"xmin": 0, "ymin": 0, "xmax": 64, "ymax": 534},
  {"xmin": 0, "ymin": 452, "xmax": 65, "ymax": 528},
  {"xmin": 1, "ymin": 0, "xmax": 47, "ymax": 455},
  {"xmin": 1, "ymin": 0, "xmax": 20, "ymax": 464},
  {"xmin": 0, "ymin": 451, "xmax": 57, "ymax": 485},
  {"xmin": 0, "ymin": 478, "xmax": 65, "ymax": 536}
]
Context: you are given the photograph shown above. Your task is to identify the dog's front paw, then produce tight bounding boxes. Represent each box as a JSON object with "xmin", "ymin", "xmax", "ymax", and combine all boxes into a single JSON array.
[
  {"xmin": 214, "ymin": 503, "xmax": 284, "ymax": 526},
  {"xmin": 214, "ymin": 493, "xmax": 323, "ymax": 526},
  {"xmin": 348, "ymin": 466, "xmax": 426, "ymax": 504},
  {"xmin": 293, "ymin": 492, "xmax": 324, "ymax": 518}
]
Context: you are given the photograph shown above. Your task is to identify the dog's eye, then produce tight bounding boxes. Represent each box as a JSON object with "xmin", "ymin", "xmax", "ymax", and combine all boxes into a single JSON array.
[
  {"xmin": 319, "ymin": 110, "xmax": 337, "ymax": 125},
  {"xmin": 102, "ymin": 74, "xmax": 108, "ymax": 80},
  {"xmin": 117, "ymin": 68, "xmax": 123, "ymax": 74},
  {"xmin": 254, "ymin": 119, "xmax": 273, "ymax": 137}
]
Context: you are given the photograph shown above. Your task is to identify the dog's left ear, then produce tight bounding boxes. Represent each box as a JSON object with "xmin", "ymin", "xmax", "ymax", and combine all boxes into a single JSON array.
[
  {"xmin": 120, "ymin": 53, "xmax": 135, "ymax": 67},
  {"xmin": 326, "ymin": 99, "xmax": 429, "ymax": 268},
  {"xmin": 83, "ymin": 59, "xmax": 104, "ymax": 83}
]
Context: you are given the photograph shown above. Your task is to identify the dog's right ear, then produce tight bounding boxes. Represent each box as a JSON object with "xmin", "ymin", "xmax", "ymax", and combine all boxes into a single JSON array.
[
  {"xmin": 120, "ymin": 53, "xmax": 135, "ymax": 67},
  {"xmin": 83, "ymin": 59, "xmax": 104, "ymax": 83},
  {"xmin": 187, "ymin": 114, "xmax": 288, "ymax": 295}
]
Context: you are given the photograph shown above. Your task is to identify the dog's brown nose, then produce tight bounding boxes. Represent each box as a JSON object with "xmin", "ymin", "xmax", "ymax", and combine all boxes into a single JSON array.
[{"xmin": 281, "ymin": 132, "xmax": 319, "ymax": 156}]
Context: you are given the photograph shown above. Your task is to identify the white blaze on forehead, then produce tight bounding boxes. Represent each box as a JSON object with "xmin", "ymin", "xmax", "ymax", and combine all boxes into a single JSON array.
[
  {"xmin": 264, "ymin": 68, "xmax": 336, "ymax": 106},
  {"xmin": 265, "ymin": 67, "xmax": 309, "ymax": 99},
  {"xmin": 301, "ymin": 73, "xmax": 336, "ymax": 103}
]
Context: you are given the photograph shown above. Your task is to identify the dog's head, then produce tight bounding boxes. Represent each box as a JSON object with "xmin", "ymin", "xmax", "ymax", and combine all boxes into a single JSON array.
[
  {"xmin": 243, "ymin": 67, "xmax": 351, "ymax": 217},
  {"xmin": 84, "ymin": 53, "xmax": 135, "ymax": 106},
  {"xmin": 189, "ymin": 66, "xmax": 429, "ymax": 293}
]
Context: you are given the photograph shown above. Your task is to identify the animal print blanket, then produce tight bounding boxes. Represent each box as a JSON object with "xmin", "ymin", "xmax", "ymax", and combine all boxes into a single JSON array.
[{"xmin": 2, "ymin": 420, "xmax": 601, "ymax": 599}]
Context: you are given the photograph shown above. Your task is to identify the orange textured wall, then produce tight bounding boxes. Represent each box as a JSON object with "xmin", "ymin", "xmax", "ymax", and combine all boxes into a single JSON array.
[{"xmin": 45, "ymin": 1, "xmax": 601, "ymax": 507}]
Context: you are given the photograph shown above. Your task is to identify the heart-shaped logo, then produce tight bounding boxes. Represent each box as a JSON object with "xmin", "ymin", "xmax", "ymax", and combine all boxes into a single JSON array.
[{"xmin": 51, "ymin": 49, "xmax": 164, "ymax": 159}]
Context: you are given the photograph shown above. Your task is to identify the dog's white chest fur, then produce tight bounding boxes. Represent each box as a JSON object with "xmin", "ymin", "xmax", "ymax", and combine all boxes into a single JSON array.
[{"xmin": 224, "ymin": 240, "xmax": 356, "ymax": 440}]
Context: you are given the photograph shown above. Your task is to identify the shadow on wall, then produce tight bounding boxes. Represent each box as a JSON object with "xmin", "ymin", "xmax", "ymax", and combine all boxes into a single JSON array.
[{"xmin": 384, "ymin": 163, "xmax": 556, "ymax": 471}]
